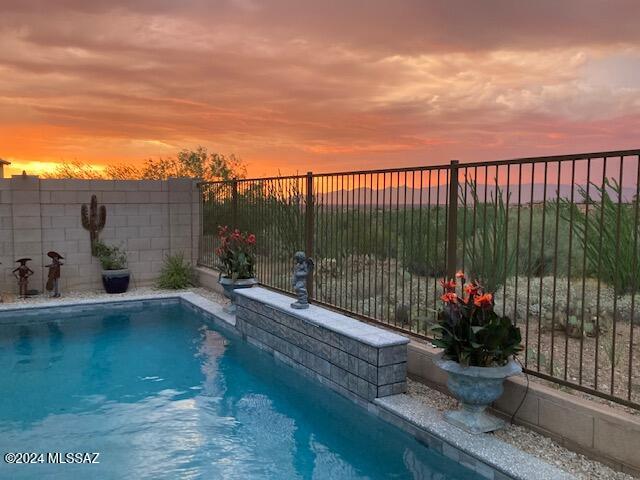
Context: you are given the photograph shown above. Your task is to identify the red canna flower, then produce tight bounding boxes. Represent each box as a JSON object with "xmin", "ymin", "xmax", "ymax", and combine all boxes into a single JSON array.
[
  {"xmin": 247, "ymin": 233, "xmax": 256, "ymax": 245},
  {"xmin": 464, "ymin": 282, "xmax": 481, "ymax": 297},
  {"xmin": 474, "ymin": 293, "xmax": 493, "ymax": 309},
  {"xmin": 441, "ymin": 292, "xmax": 458, "ymax": 304},
  {"xmin": 440, "ymin": 279, "xmax": 457, "ymax": 292}
]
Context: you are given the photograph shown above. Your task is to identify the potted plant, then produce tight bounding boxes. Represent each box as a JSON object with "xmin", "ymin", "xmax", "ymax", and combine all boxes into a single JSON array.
[
  {"xmin": 431, "ymin": 271, "xmax": 522, "ymax": 434},
  {"xmin": 94, "ymin": 241, "xmax": 130, "ymax": 294},
  {"xmin": 215, "ymin": 225, "xmax": 257, "ymax": 312}
]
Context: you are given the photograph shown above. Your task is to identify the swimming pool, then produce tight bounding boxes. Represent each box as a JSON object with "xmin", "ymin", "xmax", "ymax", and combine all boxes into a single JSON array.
[{"xmin": 0, "ymin": 300, "xmax": 481, "ymax": 479}]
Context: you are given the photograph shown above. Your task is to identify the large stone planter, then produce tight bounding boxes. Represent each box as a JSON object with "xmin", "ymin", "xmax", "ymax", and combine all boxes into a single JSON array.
[
  {"xmin": 218, "ymin": 276, "xmax": 257, "ymax": 313},
  {"xmin": 434, "ymin": 353, "xmax": 521, "ymax": 434}
]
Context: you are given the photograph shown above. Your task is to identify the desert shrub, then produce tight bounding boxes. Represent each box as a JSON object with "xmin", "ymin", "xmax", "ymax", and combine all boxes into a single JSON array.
[
  {"xmin": 265, "ymin": 179, "xmax": 306, "ymax": 256},
  {"xmin": 463, "ymin": 180, "xmax": 515, "ymax": 292},
  {"xmin": 515, "ymin": 201, "xmax": 582, "ymax": 278},
  {"xmin": 157, "ymin": 253, "xmax": 196, "ymax": 289},
  {"xmin": 203, "ymin": 179, "xmax": 307, "ymax": 260},
  {"xmin": 316, "ymin": 209, "xmax": 402, "ymax": 260},
  {"xmin": 562, "ymin": 178, "xmax": 640, "ymax": 294},
  {"xmin": 405, "ymin": 207, "xmax": 447, "ymax": 277}
]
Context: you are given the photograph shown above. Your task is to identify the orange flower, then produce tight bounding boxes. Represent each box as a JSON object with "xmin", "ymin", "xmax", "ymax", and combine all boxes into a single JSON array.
[
  {"xmin": 455, "ymin": 270, "xmax": 465, "ymax": 280},
  {"xmin": 440, "ymin": 279, "xmax": 456, "ymax": 292},
  {"xmin": 464, "ymin": 282, "xmax": 481, "ymax": 297},
  {"xmin": 474, "ymin": 293, "xmax": 493, "ymax": 308},
  {"xmin": 441, "ymin": 292, "xmax": 458, "ymax": 304}
]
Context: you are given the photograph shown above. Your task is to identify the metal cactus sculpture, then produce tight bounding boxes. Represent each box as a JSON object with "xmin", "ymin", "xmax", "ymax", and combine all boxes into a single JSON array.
[{"xmin": 81, "ymin": 194, "xmax": 107, "ymax": 256}]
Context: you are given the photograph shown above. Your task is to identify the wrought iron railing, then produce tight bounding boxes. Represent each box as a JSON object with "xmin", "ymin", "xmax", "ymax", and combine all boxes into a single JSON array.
[{"xmin": 199, "ymin": 149, "xmax": 640, "ymax": 409}]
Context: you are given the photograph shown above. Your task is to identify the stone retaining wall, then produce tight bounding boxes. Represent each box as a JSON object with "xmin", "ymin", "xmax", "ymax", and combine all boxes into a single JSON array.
[
  {"xmin": 235, "ymin": 287, "xmax": 409, "ymax": 401},
  {"xmin": 0, "ymin": 175, "xmax": 199, "ymax": 295}
]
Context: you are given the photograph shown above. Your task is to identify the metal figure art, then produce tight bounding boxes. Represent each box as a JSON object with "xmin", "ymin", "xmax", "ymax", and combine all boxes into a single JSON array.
[
  {"xmin": 291, "ymin": 251, "xmax": 314, "ymax": 309},
  {"xmin": 46, "ymin": 251, "xmax": 64, "ymax": 298},
  {"xmin": 13, "ymin": 258, "xmax": 34, "ymax": 298}
]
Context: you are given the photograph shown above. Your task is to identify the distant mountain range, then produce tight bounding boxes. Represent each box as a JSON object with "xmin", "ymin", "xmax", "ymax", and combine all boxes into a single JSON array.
[{"xmin": 313, "ymin": 183, "xmax": 638, "ymax": 206}]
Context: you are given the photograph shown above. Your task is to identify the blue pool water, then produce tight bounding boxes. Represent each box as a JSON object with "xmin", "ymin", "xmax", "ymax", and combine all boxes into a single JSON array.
[{"xmin": 0, "ymin": 301, "xmax": 480, "ymax": 479}]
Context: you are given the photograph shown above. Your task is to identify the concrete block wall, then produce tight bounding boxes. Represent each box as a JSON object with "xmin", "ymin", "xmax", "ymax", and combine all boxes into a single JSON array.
[{"xmin": 0, "ymin": 175, "xmax": 199, "ymax": 295}]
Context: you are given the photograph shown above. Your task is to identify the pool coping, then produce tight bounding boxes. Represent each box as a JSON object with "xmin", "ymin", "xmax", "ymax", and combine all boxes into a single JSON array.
[
  {"xmin": 237, "ymin": 287, "xmax": 409, "ymax": 348},
  {"xmin": 0, "ymin": 291, "xmax": 574, "ymax": 480},
  {"xmin": 371, "ymin": 395, "xmax": 574, "ymax": 480}
]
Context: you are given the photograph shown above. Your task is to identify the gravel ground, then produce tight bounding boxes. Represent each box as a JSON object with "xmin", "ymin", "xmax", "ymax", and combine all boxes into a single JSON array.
[
  {"xmin": 0, "ymin": 286, "xmax": 226, "ymax": 307},
  {"xmin": 407, "ymin": 379, "xmax": 637, "ymax": 480}
]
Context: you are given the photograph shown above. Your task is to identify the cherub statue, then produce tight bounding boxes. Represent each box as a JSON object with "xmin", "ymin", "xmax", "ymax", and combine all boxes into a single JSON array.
[
  {"xmin": 13, "ymin": 258, "xmax": 34, "ymax": 298},
  {"xmin": 291, "ymin": 251, "xmax": 314, "ymax": 309},
  {"xmin": 45, "ymin": 251, "xmax": 64, "ymax": 298}
]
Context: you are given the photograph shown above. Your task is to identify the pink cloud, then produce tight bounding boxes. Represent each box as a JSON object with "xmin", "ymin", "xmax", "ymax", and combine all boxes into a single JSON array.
[{"xmin": 0, "ymin": 1, "xmax": 639, "ymax": 176}]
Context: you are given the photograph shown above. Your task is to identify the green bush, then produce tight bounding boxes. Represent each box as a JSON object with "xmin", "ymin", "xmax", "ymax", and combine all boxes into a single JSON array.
[
  {"xmin": 512, "ymin": 201, "xmax": 582, "ymax": 278},
  {"xmin": 463, "ymin": 180, "xmax": 515, "ymax": 292},
  {"xmin": 157, "ymin": 253, "xmax": 196, "ymax": 289},
  {"xmin": 562, "ymin": 178, "xmax": 640, "ymax": 294},
  {"xmin": 94, "ymin": 241, "xmax": 128, "ymax": 270},
  {"xmin": 405, "ymin": 207, "xmax": 448, "ymax": 277}
]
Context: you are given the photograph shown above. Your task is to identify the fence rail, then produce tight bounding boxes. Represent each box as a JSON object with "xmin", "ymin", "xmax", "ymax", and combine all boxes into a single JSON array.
[{"xmin": 199, "ymin": 149, "xmax": 640, "ymax": 409}]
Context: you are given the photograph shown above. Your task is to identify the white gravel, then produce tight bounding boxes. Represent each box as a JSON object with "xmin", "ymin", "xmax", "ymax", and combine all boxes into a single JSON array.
[
  {"xmin": 0, "ymin": 286, "xmax": 226, "ymax": 307},
  {"xmin": 407, "ymin": 378, "xmax": 637, "ymax": 480}
]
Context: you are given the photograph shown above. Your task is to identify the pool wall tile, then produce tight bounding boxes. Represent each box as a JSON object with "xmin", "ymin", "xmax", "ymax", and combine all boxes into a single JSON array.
[{"xmin": 235, "ymin": 289, "xmax": 409, "ymax": 402}]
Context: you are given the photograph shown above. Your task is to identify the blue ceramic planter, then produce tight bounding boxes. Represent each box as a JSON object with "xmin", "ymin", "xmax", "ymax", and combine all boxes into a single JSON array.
[
  {"xmin": 101, "ymin": 269, "xmax": 130, "ymax": 294},
  {"xmin": 434, "ymin": 353, "xmax": 521, "ymax": 434}
]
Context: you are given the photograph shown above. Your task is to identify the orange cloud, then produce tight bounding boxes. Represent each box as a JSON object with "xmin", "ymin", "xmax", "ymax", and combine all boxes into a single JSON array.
[{"xmin": 1, "ymin": 1, "xmax": 639, "ymax": 178}]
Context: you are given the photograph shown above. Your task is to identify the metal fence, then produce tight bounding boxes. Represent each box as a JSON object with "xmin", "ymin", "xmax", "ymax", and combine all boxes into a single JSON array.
[{"xmin": 198, "ymin": 149, "xmax": 640, "ymax": 409}]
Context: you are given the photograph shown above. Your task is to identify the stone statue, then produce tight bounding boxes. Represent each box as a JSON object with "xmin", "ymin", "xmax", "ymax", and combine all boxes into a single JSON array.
[
  {"xmin": 45, "ymin": 251, "xmax": 64, "ymax": 298},
  {"xmin": 291, "ymin": 251, "xmax": 314, "ymax": 309},
  {"xmin": 13, "ymin": 258, "xmax": 34, "ymax": 298}
]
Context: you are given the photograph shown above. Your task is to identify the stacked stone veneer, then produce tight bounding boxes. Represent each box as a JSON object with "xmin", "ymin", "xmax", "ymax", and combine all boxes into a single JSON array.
[
  {"xmin": 0, "ymin": 175, "xmax": 199, "ymax": 295},
  {"xmin": 235, "ymin": 287, "xmax": 409, "ymax": 401}
]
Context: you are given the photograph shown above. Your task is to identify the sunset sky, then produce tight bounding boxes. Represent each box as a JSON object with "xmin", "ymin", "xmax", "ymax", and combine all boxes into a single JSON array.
[{"xmin": 1, "ymin": 0, "xmax": 639, "ymax": 178}]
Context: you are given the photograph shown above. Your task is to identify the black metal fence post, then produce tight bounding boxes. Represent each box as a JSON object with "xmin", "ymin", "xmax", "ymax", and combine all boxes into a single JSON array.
[
  {"xmin": 231, "ymin": 180, "xmax": 238, "ymax": 229},
  {"xmin": 446, "ymin": 160, "xmax": 459, "ymax": 278},
  {"xmin": 305, "ymin": 171, "xmax": 314, "ymax": 299},
  {"xmin": 198, "ymin": 183, "xmax": 204, "ymax": 265}
]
